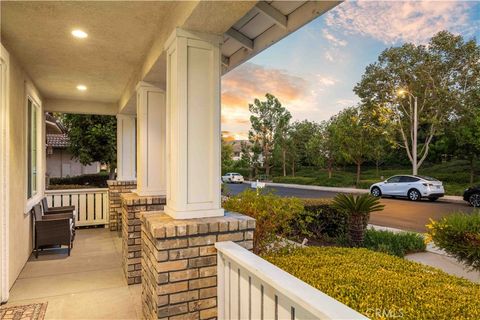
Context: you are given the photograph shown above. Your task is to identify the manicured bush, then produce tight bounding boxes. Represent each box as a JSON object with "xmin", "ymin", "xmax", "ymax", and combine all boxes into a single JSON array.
[
  {"xmin": 264, "ymin": 246, "xmax": 480, "ymax": 320},
  {"xmin": 49, "ymin": 172, "xmax": 109, "ymax": 188},
  {"xmin": 292, "ymin": 199, "xmax": 347, "ymax": 239},
  {"xmin": 364, "ymin": 229, "xmax": 426, "ymax": 257},
  {"xmin": 223, "ymin": 189, "xmax": 303, "ymax": 253},
  {"xmin": 427, "ymin": 211, "xmax": 480, "ymax": 271}
]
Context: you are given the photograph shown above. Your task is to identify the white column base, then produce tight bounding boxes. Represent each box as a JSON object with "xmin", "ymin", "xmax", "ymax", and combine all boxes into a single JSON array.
[{"xmin": 164, "ymin": 206, "xmax": 224, "ymax": 220}]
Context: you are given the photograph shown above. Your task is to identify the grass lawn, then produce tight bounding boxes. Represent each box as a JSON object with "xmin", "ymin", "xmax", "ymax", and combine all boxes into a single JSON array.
[
  {"xmin": 264, "ymin": 246, "xmax": 480, "ymax": 320},
  {"xmin": 272, "ymin": 160, "xmax": 479, "ymax": 196}
]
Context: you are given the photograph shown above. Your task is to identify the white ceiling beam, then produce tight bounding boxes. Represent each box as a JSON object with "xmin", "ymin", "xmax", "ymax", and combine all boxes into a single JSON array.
[
  {"xmin": 254, "ymin": 1, "xmax": 287, "ymax": 30},
  {"xmin": 225, "ymin": 1, "xmax": 342, "ymax": 74},
  {"xmin": 225, "ymin": 28, "xmax": 253, "ymax": 51}
]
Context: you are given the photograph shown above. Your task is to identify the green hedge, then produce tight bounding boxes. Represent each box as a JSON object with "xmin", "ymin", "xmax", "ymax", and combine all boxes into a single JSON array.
[
  {"xmin": 264, "ymin": 246, "xmax": 480, "ymax": 319},
  {"xmin": 223, "ymin": 189, "xmax": 303, "ymax": 253},
  {"xmin": 427, "ymin": 211, "xmax": 480, "ymax": 271},
  {"xmin": 292, "ymin": 199, "xmax": 347, "ymax": 240},
  {"xmin": 49, "ymin": 172, "xmax": 109, "ymax": 188},
  {"xmin": 364, "ymin": 229, "xmax": 426, "ymax": 257}
]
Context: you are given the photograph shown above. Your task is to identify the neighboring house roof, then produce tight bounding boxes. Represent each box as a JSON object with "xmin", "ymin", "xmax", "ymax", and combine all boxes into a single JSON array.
[
  {"xmin": 45, "ymin": 113, "xmax": 67, "ymax": 134},
  {"xmin": 47, "ymin": 133, "xmax": 70, "ymax": 148}
]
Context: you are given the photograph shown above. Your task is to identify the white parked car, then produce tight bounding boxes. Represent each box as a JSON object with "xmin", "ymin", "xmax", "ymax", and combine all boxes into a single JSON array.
[
  {"xmin": 221, "ymin": 172, "xmax": 244, "ymax": 184},
  {"xmin": 370, "ymin": 175, "xmax": 445, "ymax": 201}
]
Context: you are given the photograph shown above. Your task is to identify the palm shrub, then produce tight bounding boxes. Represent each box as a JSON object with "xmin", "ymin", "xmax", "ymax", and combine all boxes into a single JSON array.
[
  {"xmin": 427, "ymin": 211, "xmax": 480, "ymax": 271},
  {"xmin": 332, "ymin": 193, "xmax": 384, "ymax": 247}
]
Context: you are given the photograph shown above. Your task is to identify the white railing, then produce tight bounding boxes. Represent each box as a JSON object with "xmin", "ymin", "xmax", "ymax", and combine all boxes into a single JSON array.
[
  {"xmin": 45, "ymin": 188, "xmax": 109, "ymax": 227},
  {"xmin": 216, "ymin": 241, "xmax": 368, "ymax": 320}
]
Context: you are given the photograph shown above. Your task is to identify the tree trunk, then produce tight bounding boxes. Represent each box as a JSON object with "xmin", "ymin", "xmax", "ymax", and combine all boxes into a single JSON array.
[
  {"xmin": 356, "ymin": 162, "xmax": 361, "ymax": 186},
  {"xmin": 291, "ymin": 161, "xmax": 295, "ymax": 177},
  {"xmin": 470, "ymin": 157, "xmax": 475, "ymax": 184},
  {"xmin": 376, "ymin": 160, "xmax": 380, "ymax": 177},
  {"xmin": 328, "ymin": 159, "xmax": 333, "ymax": 179},
  {"xmin": 282, "ymin": 149, "xmax": 286, "ymax": 177},
  {"xmin": 348, "ymin": 213, "xmax": 365, "ymax": 247}
]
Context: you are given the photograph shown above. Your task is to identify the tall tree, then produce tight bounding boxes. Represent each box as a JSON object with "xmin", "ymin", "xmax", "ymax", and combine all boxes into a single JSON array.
[
  {"xmin": 331, "ymin": 106, "xmax": 374, "ymax": 186},
  {"xmin": 248, "ymin": 93, "xmax": 291, "ymax": 177},
  {"xmin": 354, "ymin": 31, "xmax": 467, "ymax": 174},
  {"xmin": 240, "ymin": 141, "xmax": 262, "ymax": 179},
  {"xmin": 306, "ymin": 121, "xmax": 337, "ymax": 179},
  {"xmin": 62, "ymin": 114, "xmax": 117, "ymax": 179},
  {"xmin": 221, "ymin": 138, "xmax": 234, "ymax": 168}
]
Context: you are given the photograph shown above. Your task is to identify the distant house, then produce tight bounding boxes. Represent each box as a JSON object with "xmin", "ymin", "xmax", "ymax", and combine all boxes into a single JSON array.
[
  {"xmin": 45, "ymin": 113, "xmax": 100, "ymax": 178},
  {"xmin": 229, "ymin": 140, "xmax": 264, "ymax": 165}
]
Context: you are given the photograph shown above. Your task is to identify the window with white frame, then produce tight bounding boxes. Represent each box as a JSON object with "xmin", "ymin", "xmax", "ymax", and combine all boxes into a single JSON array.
[{"xmin": 27, "ymin": 97, "xmax": 38, "ymax": 199}]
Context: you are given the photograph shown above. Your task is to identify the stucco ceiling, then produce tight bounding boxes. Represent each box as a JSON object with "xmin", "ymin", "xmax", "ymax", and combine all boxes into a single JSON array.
[{"xmin": 0, "ymin": 1, "xmax": 179, "ymax": 103}]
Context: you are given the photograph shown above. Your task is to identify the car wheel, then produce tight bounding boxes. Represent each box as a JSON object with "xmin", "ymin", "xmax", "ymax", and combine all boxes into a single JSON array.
[
  {"xmin": 469, "ymin": 193, "xmax": 480, "ymax": 207},
  {"xmin": 371, "ymin": 187, "xmax": 382, "ymax": 197},
  {"xmin": 408, "ymin": 189, "xmax": 421, "ymax": 201},
  {"xmin": 428, "ymin": 197, "xmax": 439, "ymax": 202}
]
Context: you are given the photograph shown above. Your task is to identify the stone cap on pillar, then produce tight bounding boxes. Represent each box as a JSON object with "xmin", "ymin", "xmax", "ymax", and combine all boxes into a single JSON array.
[
  {"xmin": 120, "ymin": 192, "xmax": 167, "ymax": 206},
  {"xmin": 107, "ymin": 180, "xmax": 137, "ymax": 186},
  {"xmin": 142, "ymin": 211, "xmax": 255, "ymax": 239}
]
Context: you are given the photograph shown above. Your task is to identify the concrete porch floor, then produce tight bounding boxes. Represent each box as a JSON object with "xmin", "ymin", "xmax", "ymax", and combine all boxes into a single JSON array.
[{"xmin": 5, "ymin": 228, "xmax": 141, "ymax": 319}]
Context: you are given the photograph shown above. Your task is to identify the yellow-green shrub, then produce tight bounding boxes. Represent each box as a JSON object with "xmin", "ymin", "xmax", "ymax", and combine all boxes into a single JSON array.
[
  {"xmin": 427, "ymin": 211, "xmax": 480, "ymax": 271},
  {"xmin": 223, "ymin": 189, "xmax": 303, "ymax": 253},
  {"xmin": 264, "ymin": 246, "xmax": 480, "ymax": 320}
]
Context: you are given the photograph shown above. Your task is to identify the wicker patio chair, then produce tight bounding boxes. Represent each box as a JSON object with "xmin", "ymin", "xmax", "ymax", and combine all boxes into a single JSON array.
[
  {"xmin": 41, "ymin": 197, "xmax": 76, "ymax": 239},
  {"xmin": 31, "ymin": 204, "xmax": 74, "ymax": 258}
]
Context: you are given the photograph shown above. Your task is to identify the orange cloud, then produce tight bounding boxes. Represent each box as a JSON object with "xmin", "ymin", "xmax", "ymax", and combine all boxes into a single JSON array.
[{"xmin": 221, "ymin": 63, "xmax": 310, "ymax": 139}]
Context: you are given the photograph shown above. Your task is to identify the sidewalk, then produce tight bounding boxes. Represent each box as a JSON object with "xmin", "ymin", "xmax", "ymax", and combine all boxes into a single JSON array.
[{"xmin": 251, "ymin": 181, "xmax": 465, "ymax": 204}]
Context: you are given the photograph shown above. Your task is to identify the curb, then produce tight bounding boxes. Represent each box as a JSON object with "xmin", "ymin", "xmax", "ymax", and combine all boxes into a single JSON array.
[{"xmin": 244, "ymin": 181, "xmax": 466, "ymax": 205}]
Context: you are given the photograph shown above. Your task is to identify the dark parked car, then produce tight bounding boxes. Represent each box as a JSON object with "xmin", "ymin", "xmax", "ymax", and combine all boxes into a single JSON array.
[{"xmin": 463, "ymin": 186, "xmax": 480, "ymax": 207}]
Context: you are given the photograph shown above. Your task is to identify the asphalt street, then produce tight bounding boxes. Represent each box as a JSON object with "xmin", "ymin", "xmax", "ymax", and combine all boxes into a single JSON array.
[{"xmin": 225, "ymin": 183, "xmax": 475, "ymax": 233}]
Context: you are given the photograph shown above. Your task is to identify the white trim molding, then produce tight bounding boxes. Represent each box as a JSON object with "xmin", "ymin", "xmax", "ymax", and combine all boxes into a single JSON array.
[
  {"xmin": 24, "ymin": 83, "xmax": 44, "ymax": 214},
  {"xmin": 0, "ymin": 43, "xmax": 10, "ymax": 303}
]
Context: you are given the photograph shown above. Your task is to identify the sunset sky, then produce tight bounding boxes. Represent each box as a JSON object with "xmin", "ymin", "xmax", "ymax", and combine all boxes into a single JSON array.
[{"xmin": 221, "ymin": 1, "xmax": 480, "ymax": 141}]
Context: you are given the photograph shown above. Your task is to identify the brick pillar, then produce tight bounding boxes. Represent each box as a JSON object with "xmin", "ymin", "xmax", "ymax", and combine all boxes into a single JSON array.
[
  {"xmin": 141, "ymin": 212, "xmax": 255, "ymax": 320},
  {"xmin": 121, "ymin": 193, "xmax": 167, "ymax": 284},
  {"xmin": 107, "ymin": 180, "xmax": 136, "ymax": 231}
]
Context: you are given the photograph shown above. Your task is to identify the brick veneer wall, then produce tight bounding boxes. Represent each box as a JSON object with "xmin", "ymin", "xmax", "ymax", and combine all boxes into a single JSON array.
[
  {"xmin": 107, "ymin": 180, "xmax": 136, "ymax": 231},
  {"xmin": 121, "ymin": 193, "xmax": 166, "ymax": 284},
  {"xmin": 141, "ymin": 212, "xmax": 255, "ymax": 320}
]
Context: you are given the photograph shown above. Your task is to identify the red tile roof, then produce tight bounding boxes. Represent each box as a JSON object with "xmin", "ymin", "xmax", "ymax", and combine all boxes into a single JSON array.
[{"xmin": 46, "ymin": 133, "xmax": 70, "ymax": 148}]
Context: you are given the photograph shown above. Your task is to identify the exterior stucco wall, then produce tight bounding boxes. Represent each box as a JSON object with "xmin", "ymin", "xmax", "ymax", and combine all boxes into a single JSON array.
[
  {"xmin": 7, "ymin": 54, "xmax": 44, "ymax": 288},
  {"xmin": 46, "ymin": 149, "xmax": 100, "ymax": 178}
]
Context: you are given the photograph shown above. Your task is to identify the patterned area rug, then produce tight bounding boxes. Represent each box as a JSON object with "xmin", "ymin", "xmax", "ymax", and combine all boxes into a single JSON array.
[{"xmin": 0, "ymin": 303, "xmax": 47, "ymax": 320}]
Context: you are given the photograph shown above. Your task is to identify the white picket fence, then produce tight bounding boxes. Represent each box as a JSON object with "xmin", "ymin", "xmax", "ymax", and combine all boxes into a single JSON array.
[
  {"xmin": 45, "ymin": 188, "xmax": 109, "ymax": 227},
  {"xmin": 216, "ymin": 241, "xmax": 368, "ymax": 320}
]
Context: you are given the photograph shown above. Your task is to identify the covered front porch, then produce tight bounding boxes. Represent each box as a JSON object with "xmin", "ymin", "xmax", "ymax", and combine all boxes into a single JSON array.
[{"xmin": 0, "ymin": 1, "xmax": 366, "ymax": 319}]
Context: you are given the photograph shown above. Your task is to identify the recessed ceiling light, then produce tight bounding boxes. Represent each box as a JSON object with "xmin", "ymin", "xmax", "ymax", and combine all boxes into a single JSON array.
[
  {"xmin": 71, "ymin": 29, "xmax": 88, "ymax": 39},
  {"xmin": 77, "ymin": 85, "xmax": 87, "ymax": 91}
]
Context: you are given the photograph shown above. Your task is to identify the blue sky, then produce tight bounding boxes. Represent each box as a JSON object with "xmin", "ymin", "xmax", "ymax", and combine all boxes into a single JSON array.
[{"xmin": 221, "ymin": 1, "xmax": 480, "ymax": 140}]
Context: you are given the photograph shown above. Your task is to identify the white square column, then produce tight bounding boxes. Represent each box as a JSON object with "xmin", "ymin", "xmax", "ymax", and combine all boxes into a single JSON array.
[
  {"xmin": 116, "ymin": 114, "xmax": 136, "ymax": 181},
  {"xmin": 135, "ymin": 82, "xmax": 167, "ymax": 196},
  {"xmin": 164, "ymin": 28, "xmax": 224, "ymax": 219}
]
